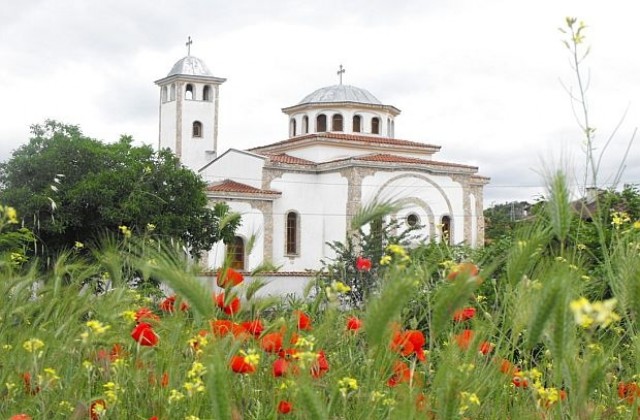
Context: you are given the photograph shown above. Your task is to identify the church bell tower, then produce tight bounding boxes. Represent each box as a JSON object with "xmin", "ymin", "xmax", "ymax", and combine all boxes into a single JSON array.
[{"xmin": 155, "ymin": 37, "xmax": 226, "ymax": 172}]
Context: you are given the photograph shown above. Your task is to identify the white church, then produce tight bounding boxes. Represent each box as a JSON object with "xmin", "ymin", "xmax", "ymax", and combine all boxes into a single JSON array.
[{"xmin": 154, "ymin": 46, "xmax": 488, "ymax": 289}]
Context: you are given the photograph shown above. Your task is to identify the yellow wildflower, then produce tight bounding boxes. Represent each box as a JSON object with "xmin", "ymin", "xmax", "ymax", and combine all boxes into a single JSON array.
[
  {"xmin": 23, "ymin": 338, "xmax": 44, "ymax": 353},
  {"xmin": 338, "ymin": 377, "xmax": 359, "ymax": 397},
  {"xmin": 74, "ymin": 241, "xmax": 84, "ymax": 249},
  {"xmin": 169, "ymin": 389, "xmax": 185, "ymax": 403},
  {"xmin": 570, "ymin": 297, "xmax": 620, "ymax": 329},
  {"xmin": 4, "ymin": 206, "xmax": 18, "ymax": 223},
  {"xmin": 86, "ymin": 320, "xmax": 111, "ymax": 335},
  {"xmin": 118, "ymin": 225, "xmax": 132, "ymax": 238}
]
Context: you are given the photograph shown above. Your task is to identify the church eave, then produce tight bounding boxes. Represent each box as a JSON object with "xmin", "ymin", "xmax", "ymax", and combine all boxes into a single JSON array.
[
  {"xmin": 315, "ymin": 159, "xmax": 480, "ymax": 176},
  {"xmin": 205, "ymin": 191, "xmax": 281, "ymax": 201},
  {"xmin": 282, "ymin": 102, "xmax": 401, "ymax": 116},
  {"xmin": 154, "ymin": 74, "xmax": 227, "ymax": 86},
  {"xmin": 249, "ymin": 133, "xmax": 440, "ymax": 155}
]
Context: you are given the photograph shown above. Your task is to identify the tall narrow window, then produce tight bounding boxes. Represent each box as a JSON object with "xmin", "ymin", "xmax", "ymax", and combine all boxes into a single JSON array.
[
  {"xmin": 390, "ymin": 120, "xmax": 395, "ymax": 137},
  {"xmin": 290, "ymin": 118, "xmax": 297, "ymax": 137},
  {"xmin": 203, "ymin": 85, "xmax": 212, "ymax": 101},
  {"xmin": 371, "ymin": 117, "xmax": 380, "ymax": 134},
  {"xmin": 227, "ymin": 236, "xmax": 245, "ymax": 270},
  {"xmin": 285, "ymin": 211, "xmax": 299, "ymax": 255},
  {"xmin": 332, "ymin": 114, "xmax": 343, "ymax": 131},
  {"xmin": 302, "ymin": 116, "xmax": 309, "ymax": 134},
  {"xmin": 353, "ymin": 115, "xmax": 361, "ymax": 132},
  {"xmin": 185, "ymin": 84, "xmax": 194, "ymax": 100},
  {"xmin": 441, "ymin": 215, "xmax": 451, "ymax": 244},
  {"xmin": 161, "ymin": 86, "xmax": 168, "ymax": 102},
  {"xmin": 387, "ymin": 118, "xmax": 391, "ymax": 136},
  {"xmin": 170, "ymin": 83, "xmax": 176, "ymax": 101},
  {"xmin": 193, "ymin": 121, "xmax": 202, "ymax": 137},
  {"xmin": 316, "ymin": 114, "xmax": 327, "ymax": 132}
]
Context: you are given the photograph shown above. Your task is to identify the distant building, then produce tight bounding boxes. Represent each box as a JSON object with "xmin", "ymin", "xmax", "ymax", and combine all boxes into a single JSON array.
[{"xmin": 155, "ymin": 49, "xmax": 489, "ymax": 287}]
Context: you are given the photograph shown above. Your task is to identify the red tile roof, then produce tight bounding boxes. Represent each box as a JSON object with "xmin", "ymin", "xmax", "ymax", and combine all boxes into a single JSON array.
[
  {"xmin": 206, "ymin": 179, "xmax": 281, "ymax": 195},
  {"xmin": 264, "ymin": 153, "xmax": 315, "ymax": 165},
  {"xmin": 352, "ymin": 153, "xmax": 478, "ymax": 169},
  {"xmin": 249, "ymin": 132, "xmax": 439, "ymax": 152}
]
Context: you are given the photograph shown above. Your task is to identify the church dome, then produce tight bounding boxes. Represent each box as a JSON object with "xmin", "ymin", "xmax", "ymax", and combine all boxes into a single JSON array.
[
  {"xmin": 167, "ymin": 56, "xmax": 213, "ymax": 77},
  {"xmin": 298, "ymin": 85, "xmax": 382, "ymax": 106}
]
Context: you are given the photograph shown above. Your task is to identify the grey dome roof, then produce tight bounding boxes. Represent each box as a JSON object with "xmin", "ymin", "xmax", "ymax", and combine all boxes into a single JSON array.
[
  {"xmin": 299, "ymin": 85, "xmax": 382, "ymax": 106},
  {"xmin": 167, "ymin": 56, "xmax": 213, "ymax": 77}
]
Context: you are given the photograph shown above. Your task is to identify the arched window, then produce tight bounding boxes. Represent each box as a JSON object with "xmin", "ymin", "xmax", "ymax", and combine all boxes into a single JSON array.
[
  {"xmin": 353, "ymin": 115, "xmax": 361, "ymax": 133},
  {"xmin": 285, "ymin": 211, "xmax": 299, "ymax": 255},
  {"xmin": 290, "ymin": 118, "xmax": 297, "ymax": 137},
  {"xmin": 193, "ymin": 121, "xmax": 202, "ymax": 137},
  {"xmin": 227, "ymin": 236, "xmax": 245, "ymax": 270},
  {"xmin": 390, "ymin": 120, "xmax": 395, "ymax": 138},
  {"xmin": 332, "ymin": 114, "xmax": 344, "ymax": 131},
  {"xmin": 161, "ymin": 86, "xmax": 168, "ymax": 102},
  {"xmin": 387, "ymin": 118, "xmax": 391, "ymax": 136},
  {"xmin": 316, "ymin": 114, "xmax": 327, "ymax": 132},
  {"xmin": 203, "ymin": 85, "xmax": 212, "ymax": 101},
  {"xmin": 302, "ymin": 116, "xmax": 309, "ymax": 134},
  {"xmin": 371, "ymin": 117, "xmax": 380, "ymax": 134},
  {"xmin": 185, "ymin": 84, "xmax": 194, "ymax": 100},
  {"xmin": 170, "ymin": 83, "xmax": 176, "ymax": 101},
  {"xmin": 441, "ymin": 215, "xmax": 451, "ymax": 244}
]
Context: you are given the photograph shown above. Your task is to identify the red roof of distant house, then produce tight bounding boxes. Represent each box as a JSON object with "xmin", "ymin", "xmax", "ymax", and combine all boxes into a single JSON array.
[{"xmin": 206, "ymin": 179, "xmax": 281, "ymax": 195}]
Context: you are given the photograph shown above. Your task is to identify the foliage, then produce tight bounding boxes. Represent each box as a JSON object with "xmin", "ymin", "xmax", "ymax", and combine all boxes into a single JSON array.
[
  {"xmin": 483, "ymin": 201, "xmax": 532, "ymax": 242},
  {"xmin": 0, "ymin": 120, "xmax": 239, "ymax": 263},
  {"xmin": 316, "ymin": 200, "xmax": 422, "ymax": 307}
]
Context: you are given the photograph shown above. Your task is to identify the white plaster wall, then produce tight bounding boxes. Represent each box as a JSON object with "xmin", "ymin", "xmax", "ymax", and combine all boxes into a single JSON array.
[
  {"xmin": 200, "ymin": 151, "xmax": 265, "ymax": 189},
  {"xmin": 181, "ymin": 94, "xmax": 217, "ymax": 172},
  {"xmin": 286, "ymin": 143, "xmax": 434, "ymax": 164},
  {"xmin": 198, "ymin": 275, "xmax": 313, "ymax": 299},
  {"xmin": 469, "ymin": 193, "xmax": 477, "ymax": 246},
  {"xmin": 159, "ymin": 101, "xmax": 177, "ymax": 152},
  {"xmin": 207, "ymin": 201, "xmax": 265, "ymax": 271},
  {"xmin": 269, "ymin": 172, "xmax": 348, "ymax": 271},
  {"xmin": 360, "ymin": 172, "xmax": 466, "ymax": 244}
]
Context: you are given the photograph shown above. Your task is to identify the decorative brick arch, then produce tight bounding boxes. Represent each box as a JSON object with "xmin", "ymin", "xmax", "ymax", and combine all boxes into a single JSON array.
[{"xmin": 371, "ymin": 173, "xmax": 455, "ymax": 242}]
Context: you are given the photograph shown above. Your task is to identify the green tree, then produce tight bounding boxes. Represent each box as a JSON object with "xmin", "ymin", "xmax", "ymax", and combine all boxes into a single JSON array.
[{"xmin": 0, "ymin": 120, "xmax": 239, "ymax": 262}]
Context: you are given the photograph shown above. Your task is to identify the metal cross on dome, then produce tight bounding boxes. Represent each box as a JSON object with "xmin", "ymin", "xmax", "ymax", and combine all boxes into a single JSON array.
[
  {"xmin": 186, "ymin": 36, "xmax": 193, "ymax": 56},
  {"xmin": 337, "ymin": 64, "xmax": 345, "ymax": 85}
]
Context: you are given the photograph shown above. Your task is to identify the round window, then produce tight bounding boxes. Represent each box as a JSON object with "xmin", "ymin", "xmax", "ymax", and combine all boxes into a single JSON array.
[{"xmin": 407, "ymin": 213, "xmax": 419, "ymax": 227}]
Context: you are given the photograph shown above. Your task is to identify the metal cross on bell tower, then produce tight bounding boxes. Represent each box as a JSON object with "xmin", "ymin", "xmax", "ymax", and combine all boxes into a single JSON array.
[
  {"xmin": 186, "ymin": 36, "xmax": 193, "ymax": 56},
  {"xmin": 337, "ymin": 64, "xmax": 345, "ymax": 85}
]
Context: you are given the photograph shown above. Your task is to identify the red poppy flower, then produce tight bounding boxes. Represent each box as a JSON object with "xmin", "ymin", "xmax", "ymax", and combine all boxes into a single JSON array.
[
  {"xmin": 346, "ymin": 316, "xmax": 363, "ymax": 332},
  {"xmin": 241, "ymin": 319, "xmax": 264, "ymax": 338},
  {"xmin": 391, "ymin": 330, "xmax": 426, "ymax": 361},
  {"xmin": 295, "ymin": 310, "xmax": 312, "ymax": 331},
  {"xmin": 230, "ymin": 355, "xmax": 256, "ymax": 374},
  {"xmin": 278, "ymin": 347, "xmax": 299, "ymax": 360},
  {"xmin": 272, "ymin": 358, "xmax": 291, "ymax": 377},
  {"xmin": 149, "ymin": 417, "xmax": 159, "ymax": 420},
  {"xmin": 131, "ymin": 322, "xmax": 159, "ymax": 346},
  {"xmin": 135, "ymin": 307, "xmax": 160, "ymax": 322},
  {"xmin": 278, "ymin": 400, "xmax": 293, "ymax": 414},
  {"xmin": 310, "ymin": 351, "xmax": 330, "ymax": 378},
  {"xmin": 210, "ymin": 320, "xmax": 247, "ymax": 338},
  {"xmin": 454, "ymin": 329, "xmax": 474, "ymax": 350},
  {"xmin": 9, "ymin": 415, "xmax": 32, "ymax": 420},
  {"xmin": 159, "ymin": 295, "xmax": 176, "ymax": 312},
  {"xmin": 216, "ymin": 267, "xmax": 244, "ymax": 288},
  {"xmin": 261, "ymin": 332, "xmax": 284, "ymax": 353},
  {"xmin": 356, "ymin": 256, "xmax": 372, "ymax": 272},
  {"xmin": 215, "ymin": 293, "xmax": 241, "ymax": 316},
  {"xmin": 447, "ymin": 262, "xmax": 480, "ymax": 281},
  {"xmin": 497, "ymin": 358, "xmax": 517, "ymax": 375},
  {"xmin": 90, "ymin": 399, "xmax": 107, "ymax": 420},
  {"xmin": 452, "ymin": 307, "xmax": 476, "ymax": 322},
  {"xmin": 479, "ymin": 341, "xmax": 494, "ymax": 355},
  {"xmin": 110, "ymin": 343, "xmax": 126, "ymax": 360},
  {"xmin": 149, "ymin": 371, "xmax": 169, "ymax": 388},
  {"xmin": 619, "ymin": 382, "xmax": 640, "ymax": 403},
  {"xmin": 512, "ymin": 375, "xmax": 529, "ymax": 388},
  {"xmin": 22, "ymin": 372, "xmax": 40, "ymax": 395},
  {"xmin": 387, "ymin": 360, "xmax": 412, "ymax": 387}
]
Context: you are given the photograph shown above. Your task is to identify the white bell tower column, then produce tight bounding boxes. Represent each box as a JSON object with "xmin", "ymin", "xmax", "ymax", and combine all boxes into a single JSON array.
[{"xmin": 155, "ymin": 37, "xmax": 226, "ymax": 172}]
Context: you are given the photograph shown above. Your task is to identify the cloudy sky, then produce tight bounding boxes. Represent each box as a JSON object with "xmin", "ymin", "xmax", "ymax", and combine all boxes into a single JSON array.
[{"xmin": 1, "ymin": 0, "xmax": 638, "ymax": 206}]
